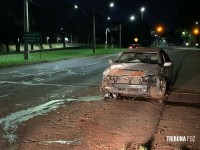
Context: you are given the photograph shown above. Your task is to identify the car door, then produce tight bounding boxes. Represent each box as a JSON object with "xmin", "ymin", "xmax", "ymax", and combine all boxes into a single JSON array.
[{"xmin": 161, "ymin": 51, "xmax": 173, "ymax": 81}]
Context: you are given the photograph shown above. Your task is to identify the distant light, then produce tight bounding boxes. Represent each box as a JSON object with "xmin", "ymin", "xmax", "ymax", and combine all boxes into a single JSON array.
[
  {"xmin": 156, "ymin": 26, "xmax": 163, "ymax": 33},
  {"xmin": 74, "ymin": 5, "xmax": 78, "ymax": 9},
  {"xmin": 182, "ymin": 31, "xmax": 186, "ymax": 35},
  {"xmin": 141, "ymin": 7, "xmax": 145, "ymax": 12},
  {"xmin": 109, "ymin": 2, "xmax": 114, "ymax": 7},
  {"xmin": 107, "ymin": 16, "xmax": 111, "ymax": 20},
  {"xmin": 130, "ymin": 15, "xmax": 135, "ymax": 21},
  {"xmin": 57, "ymin": 38, "xmax": 60, "ymax": 42},
  {"xmin": 196, "ymin": 21, "xmax": 199, "ymax": 25},
  {"xmin": 65, "ymin": 37, "xmax": 69, "ymax": 41},
  {"xmin": 193, "ymin": 28, "xmax": 199, "ymax": 35},
  {"xmin": 195, "ymin": 43, "xmax": 199, "ymax": 47},
  {"xmin": 185, "ymin": 42, "xmax": 189, "ymax": 46}
]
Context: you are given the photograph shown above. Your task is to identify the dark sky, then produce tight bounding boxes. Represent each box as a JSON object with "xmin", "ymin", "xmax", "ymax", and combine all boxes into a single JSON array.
[{"xmin": 66, "ymin": 0, "xmax": 175, "ymax": 31}]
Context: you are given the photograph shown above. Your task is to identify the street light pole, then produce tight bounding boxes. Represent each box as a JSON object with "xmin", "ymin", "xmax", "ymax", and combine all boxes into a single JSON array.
[
  {"xmin": 74, "ymin": 1, "xmax": 113, "ymax": 53},
  {"xmin": 105, "ymin": 28, "xmax": 110, "ymax": 48},
  {"xmin": 140, "ymin": 7, "xmax": 145, "ymax": 20},
  {"xmin": 119, "ymin": 16, "xmax": 135, "ymax": 48},
  {"xmin": 119, "ymin": 23, "xmax": 121, "ymax": 48},
  {"xmin": 92, "ymin": 8, "xmax": 96, "ymax": 53},
  {"xmin": 24, "ymin": 0, "xmax": 29, "ymax": 60}
]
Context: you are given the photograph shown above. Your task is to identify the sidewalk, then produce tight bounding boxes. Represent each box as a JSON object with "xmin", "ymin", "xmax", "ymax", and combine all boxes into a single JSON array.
[{"xmin": 172, "ymin": 50, "xmax": 200, "ymax": 91}]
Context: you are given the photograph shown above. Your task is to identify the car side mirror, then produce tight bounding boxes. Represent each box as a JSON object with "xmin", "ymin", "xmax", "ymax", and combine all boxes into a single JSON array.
[
  {"xmin": 164, "ymin": 62, "xmax": 172, "ymax": 67},
  {"xmin": 108, "ymin": 60, "xmax": 113, "ymax": 65}
]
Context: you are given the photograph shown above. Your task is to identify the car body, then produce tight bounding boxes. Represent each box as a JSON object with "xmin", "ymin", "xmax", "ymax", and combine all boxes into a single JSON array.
[
  {"xmin": 128, "ymin": 44, "xmax": 141, "ymax": 49},
  {"xmin": 100, "ymin": 47, "xmax": 173, "ymax": 99}
]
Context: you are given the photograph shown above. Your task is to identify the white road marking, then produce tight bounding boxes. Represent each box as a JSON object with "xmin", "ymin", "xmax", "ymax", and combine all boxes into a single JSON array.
[
  {"xmin": 82, "ymin": 62, "xmax": 100, "ymax": 67},
  {"xmin": 0, "ymin": 93, "xmax": 14, "ymax": 98},
  {"xmin": 97, "ymin": 56, "xmax": 110, "ymax": 59},
  {"xmin": 0, "ymin": 95, "xmax": 102, "ymax": 143}
]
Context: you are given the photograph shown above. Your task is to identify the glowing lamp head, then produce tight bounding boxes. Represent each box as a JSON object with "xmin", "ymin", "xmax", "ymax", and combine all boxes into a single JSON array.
[{"xmin": 193, "ymin": 28, "xmax": 199, "ymax": 35}]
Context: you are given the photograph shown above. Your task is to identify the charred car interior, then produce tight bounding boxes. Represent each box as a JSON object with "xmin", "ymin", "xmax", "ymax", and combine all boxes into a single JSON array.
[{"xmin": 100, "ymin": 47, "xmax": 173, "ymax": 100}]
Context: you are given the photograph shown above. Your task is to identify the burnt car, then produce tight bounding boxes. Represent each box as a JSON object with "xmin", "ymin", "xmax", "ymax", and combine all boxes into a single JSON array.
[{"xmin": 100, "ymin": 48, "xmax": 173, "ymax": 99}]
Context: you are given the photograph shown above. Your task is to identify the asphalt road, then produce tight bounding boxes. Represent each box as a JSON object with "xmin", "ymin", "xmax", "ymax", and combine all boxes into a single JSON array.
[{"xmin": 0, "ymin": 53, "xmax": 120, "ymax": 118}]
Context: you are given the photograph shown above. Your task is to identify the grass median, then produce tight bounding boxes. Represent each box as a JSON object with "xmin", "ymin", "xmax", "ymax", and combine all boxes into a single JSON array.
[{"xmin": 0, "ymin": 48, "xmax": 123, "ymax": 68}]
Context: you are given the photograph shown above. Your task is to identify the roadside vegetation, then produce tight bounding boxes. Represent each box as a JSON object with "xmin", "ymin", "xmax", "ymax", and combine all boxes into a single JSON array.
[{"xmin": 0, "ymin": 48, "xmax": 123, "ymax": 68}]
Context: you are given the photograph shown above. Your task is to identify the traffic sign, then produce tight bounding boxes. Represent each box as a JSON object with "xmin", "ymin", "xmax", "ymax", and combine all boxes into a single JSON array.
[
  {"xmin": 24, "ymin": 32, "xmax": 41, "ymax": 44},
  {"xmin": 134, "ymin": 38, "xmax": 139, "ymax": 43}
]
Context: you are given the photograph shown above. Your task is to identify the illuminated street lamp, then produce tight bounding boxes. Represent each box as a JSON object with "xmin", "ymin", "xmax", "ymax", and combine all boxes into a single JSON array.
[
  {"xmin": 140, "ymin": 7, "xmax": 145, "ymax": 20},
  {"xmin": 130, "ymin": 15, "xmax": 135, "ymax": 21},
  {"xmin": 193, "ymin": 28, "xmax": 199, "ymax": 35},
  {"xmin": 109, "ymin": 2, "xmax": 114, "ymax": 7},
  {"xmin": 156, "ymin": 25, "xmax": 164, "ymax": 34},
  {"xmin": 74, "ymin": 5, "xmax": 78, "ymax": 9},
  {"xmin": 155, "ymin": 25, "xmax": 164, "ymax": 47}
]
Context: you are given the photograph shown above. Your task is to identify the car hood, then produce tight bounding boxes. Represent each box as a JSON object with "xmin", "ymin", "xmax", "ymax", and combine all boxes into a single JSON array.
[{"xmin": 103, "ymin": 63, "xmax": 160, "ymax": 77}]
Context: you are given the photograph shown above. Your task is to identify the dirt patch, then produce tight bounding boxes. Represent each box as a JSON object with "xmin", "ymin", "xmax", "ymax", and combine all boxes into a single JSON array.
[
  {"xmin": 1, "ymin": 88, "xmax": 200, "ymax": 150},
  {"xmin": 152, "ymin": 105, "xmax": 200, "ymax": 150},
  {"xmin": 1, "ymin": 99, "xmax": 163, "ymax": 150}
]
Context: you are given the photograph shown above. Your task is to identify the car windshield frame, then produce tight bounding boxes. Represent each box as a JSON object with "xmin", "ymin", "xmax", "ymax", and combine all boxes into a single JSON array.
[{"xmin": 115, "ymin": 52, "xmax": 158, "ymax": 64}]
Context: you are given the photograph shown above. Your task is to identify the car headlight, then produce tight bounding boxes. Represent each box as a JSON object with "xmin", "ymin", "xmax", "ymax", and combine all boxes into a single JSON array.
[{"xmin": 141, "ymin": 76, "xmax": 150, "ymax": 82}]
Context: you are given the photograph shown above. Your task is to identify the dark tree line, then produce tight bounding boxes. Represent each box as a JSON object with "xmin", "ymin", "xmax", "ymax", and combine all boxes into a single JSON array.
[
  {"xmin": 168, "ymin": 0, "xmax": 200, "ymax": 45},
  {"xmin": 173, "ymin": 0, "xmax": 200, "ymax": 28}
]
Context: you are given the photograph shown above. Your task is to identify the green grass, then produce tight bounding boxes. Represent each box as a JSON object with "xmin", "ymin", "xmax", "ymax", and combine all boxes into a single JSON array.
[{"xmin": 0, "ymin": 48, "xmax": 123, "ymax": 68}]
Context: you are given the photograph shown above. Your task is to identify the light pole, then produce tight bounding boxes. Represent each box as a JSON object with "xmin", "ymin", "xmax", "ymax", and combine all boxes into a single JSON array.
[
  {"xmin": 74, "ymin": 4, "xmax": 95, "ymax": 52},
  {"xmin": 119, "ymin": 15, "xmax": 135, "ymax": 48},
  {"xmin": 105, "ymin": 28, "xmax": 110, "ymax": 48},
  {"xmin": 140, "ymin": 7, "xmax": 145, "ymax": 20},
  {"xmin": 92, "ymin": 10, "xmax": 96, "ymax": 53},
  {"xmin": 74, "ymin": 2, "xmax": 114, "ymax": 53},
  {"xmin": 24, "ymin": 0, "xmax": 29, "ymax": 60},
  {"xmin": 155, "ymin": 25, "xmax": 164, "ymax": 46},
  {"xmin": 119, "ymin": 23, "xmax": 121, "ymax": 48}
]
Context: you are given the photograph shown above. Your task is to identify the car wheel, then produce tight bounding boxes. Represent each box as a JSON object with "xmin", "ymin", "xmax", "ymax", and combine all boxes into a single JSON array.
[
  {"xmin": 149, "ymin": 76, "xmax": 167, "ymax": 99},
  {"xmin": 103, "ymin": 93, "xmax": 119, "ymax": 99}
]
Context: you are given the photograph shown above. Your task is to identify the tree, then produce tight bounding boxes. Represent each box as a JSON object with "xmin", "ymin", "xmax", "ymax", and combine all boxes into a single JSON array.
[{"xmin": 174, "ymin": 0, "xmax": 200, "ymax": 28}]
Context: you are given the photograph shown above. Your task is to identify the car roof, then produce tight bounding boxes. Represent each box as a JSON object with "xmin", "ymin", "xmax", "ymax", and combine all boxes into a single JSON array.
[
  {"xmin": 129, "ymin": 44, "xmax": 140, "ymax": 45},
  {"xmin": 123, "ymin": 47, "xmax": 161, "ymax": 53}
]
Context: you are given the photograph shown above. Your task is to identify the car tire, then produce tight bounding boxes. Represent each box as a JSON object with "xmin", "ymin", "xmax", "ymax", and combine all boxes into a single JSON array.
[
  {"xmin": 149, "ymin": 76, "xmax": 167, "ymax": 99},
  {"xmin": 103, "ymin": 93, "xmax": 119, "ymax": 100}
]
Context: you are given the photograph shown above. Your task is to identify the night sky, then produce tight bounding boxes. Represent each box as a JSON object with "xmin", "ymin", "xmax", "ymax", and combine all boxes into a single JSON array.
[
  {"xmin": 1, "ymin": 0, "xmax": 200, "ymax": 47},
  {"xmin": 65, "ymin": 0, "xmax": 175, "ymax": 31}
]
